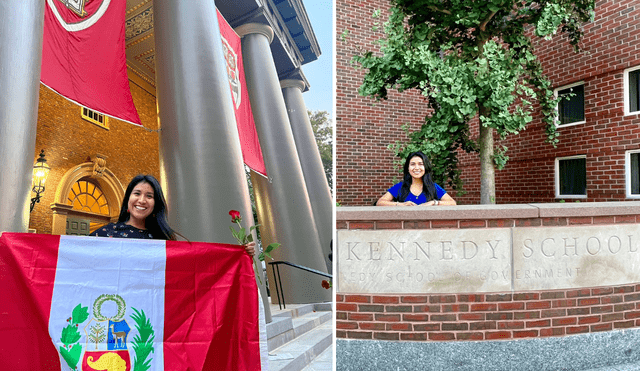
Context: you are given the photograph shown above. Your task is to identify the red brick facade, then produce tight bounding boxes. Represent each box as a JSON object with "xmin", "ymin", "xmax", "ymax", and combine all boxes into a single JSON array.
[
  {"xmin": 336, "ymin": 0, "xmax": 640, "ymax": 206},
  {"xmin": 29, "ymin": 80, "xmax": 160, "ymax": 234},
  {"xmin": 337, "ymin": 286, "xmax": 640, "ymax": 341}
]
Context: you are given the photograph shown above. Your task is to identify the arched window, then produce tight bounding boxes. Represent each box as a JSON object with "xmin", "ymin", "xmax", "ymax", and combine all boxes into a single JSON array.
[{"xmin": 67, "ymin": 180, "xmax": 110, "ymax": 215}]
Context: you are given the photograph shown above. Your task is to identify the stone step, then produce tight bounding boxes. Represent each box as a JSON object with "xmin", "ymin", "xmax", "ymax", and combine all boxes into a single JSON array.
[
  {"xmin": 267, "ymin": 303, "xmax": 332, "ymax": 352},
  {"xmin": 301, "ymin": 346, "xmax": 332, "ymax": 371},
  {"xmin": 268, "ymin": 322, "xmax": 333, "ymax": 371}
]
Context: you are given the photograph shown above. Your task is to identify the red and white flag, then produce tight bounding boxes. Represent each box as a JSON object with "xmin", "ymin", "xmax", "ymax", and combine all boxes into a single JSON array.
[
  {"xmin": 217, "ymin": 10, "xmax": 268, "ymax": 177},
  {"xmin": 41, "ymin": 0, "xmax": 141, "ymax": 125},
  {"xmin": 0, "ymin": 233, "xmax": 265, "ymax": 370}
]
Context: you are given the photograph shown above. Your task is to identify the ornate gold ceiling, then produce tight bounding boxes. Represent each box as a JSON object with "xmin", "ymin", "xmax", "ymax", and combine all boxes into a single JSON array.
[{"xmin": 125, "ymin": 0, "xmax": 156, "ymax": 90}]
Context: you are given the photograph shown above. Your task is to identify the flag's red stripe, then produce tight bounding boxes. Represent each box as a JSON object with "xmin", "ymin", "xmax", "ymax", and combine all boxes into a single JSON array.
[
  {"xmin": 0, "ymin": 233, "xmax": 61, "ymax": 370},
  {"xmin": 164, "ymin": 240, "xmax": 261, "ymax": 370}
]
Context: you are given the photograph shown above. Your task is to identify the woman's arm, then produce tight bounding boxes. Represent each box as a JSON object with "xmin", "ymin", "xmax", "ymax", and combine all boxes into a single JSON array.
[
  {"xmin": 376, "ymin": 192, "xmax": 416, "ymax": 206},
  {"xmin": 426, "ymin": 193, "xmax": 456, "ymax": 206}
]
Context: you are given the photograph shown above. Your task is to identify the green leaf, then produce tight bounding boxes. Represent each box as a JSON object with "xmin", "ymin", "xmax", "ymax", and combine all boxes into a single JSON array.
[
  {"xmin": 264, "ymin": 243, "xmax": 280, "ymax": 254},
  {"xmin": 72, "ymin": 304, "xmax": 89, "ymax": 324},
  {"xmin": 238, "ymin": 227, "xmax": 246, "ymax": 243},
  {"xmin": 60, "ymin": 344, "xmax": 82, "ymax": 369},
  {"xmin": 61, "ymin": 325, "xmax": 81, "ymax": 345}
]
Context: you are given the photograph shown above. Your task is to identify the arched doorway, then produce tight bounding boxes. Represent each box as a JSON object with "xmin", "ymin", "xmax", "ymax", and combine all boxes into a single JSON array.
[{"xmin": 51, "ymin": 162, "xmax": 124, "ymax": 235}]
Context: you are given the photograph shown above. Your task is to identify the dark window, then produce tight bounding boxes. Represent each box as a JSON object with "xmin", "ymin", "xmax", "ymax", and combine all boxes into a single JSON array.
[
  {"xmin": 631, "ymin": 152, "xmax": 640, "ymax": 195},
  {"xmin": 557, "ymin": 84, "xmax": 585, "ymax": 126},
  {"xmin": 630, "ymin": 69, "xmax": 640, "ymax": 113},
  {"xmin": 559, "ymin": 157, "xmax": 586, "ymax": 196}
]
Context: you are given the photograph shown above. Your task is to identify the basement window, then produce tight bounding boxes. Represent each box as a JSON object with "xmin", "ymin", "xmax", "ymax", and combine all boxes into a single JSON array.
[
  {"xmin": 625, "ymin": 65, "xmax": 640, "ymax": 115},
  {"xmin": 82, "ymin": 107, "xmax": 109, "ymax": 129},
  {"xmin": 626, "ymin": 150, "xmax": 640, "ymax": 198},
  {"xmin": 554, "ymin": 82, "xmax": 585, "ymax": 127},
  {"xmin": 555, "ymin": 155, "xmax": 587, "ymax": 198}
]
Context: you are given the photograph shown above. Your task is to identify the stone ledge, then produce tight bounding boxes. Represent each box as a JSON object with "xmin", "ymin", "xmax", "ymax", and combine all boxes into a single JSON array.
[
  {"xmin": 532, "ymin": 201, "xmax": 640, "ymax": 217},
  {"xmin": 337, "ymin": 204, "xmax": 539, "ymax": 221},
  {"xmin": 337, "ymin": 202, "xmax": 640, "ymax": 222}
]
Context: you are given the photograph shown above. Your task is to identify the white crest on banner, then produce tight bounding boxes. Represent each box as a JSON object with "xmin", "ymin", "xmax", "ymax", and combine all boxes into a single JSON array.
[
  {"xmin": 221, "ymin": 36, "xmax": 242, "ymax": 110},
  {"xmin": 48, "ymin": 0, "xmax": 111, "ymax": 32}
]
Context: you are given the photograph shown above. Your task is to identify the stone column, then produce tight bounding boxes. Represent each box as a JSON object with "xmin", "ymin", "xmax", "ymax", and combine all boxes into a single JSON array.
[
  {"xmin": 281, "ymin": 79, "xmax": 333, "ymax": 272},
  {"xmin": 152, "ymin": 0, "xmax": 270, "ymax": 320},
  {"xmin": 0, "ymin": 1, "xmax": 45, "ymax": 233},
  {"xmin": 237, "ymin": 23, "xmax": 330, "ymax": 304}
]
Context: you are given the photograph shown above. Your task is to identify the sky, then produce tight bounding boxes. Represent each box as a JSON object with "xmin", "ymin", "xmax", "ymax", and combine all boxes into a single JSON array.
[{"xmin": 300, "ymin": 0, "xmax": 334, "ymax": 117}]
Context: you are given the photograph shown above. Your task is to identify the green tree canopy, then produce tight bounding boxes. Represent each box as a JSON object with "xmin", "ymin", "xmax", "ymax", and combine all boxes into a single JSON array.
[
  {"xmin": 308, "ymin": 110, "xmax": 333, "ymax": 191},
  {"xmin": 354, "ymin": 0, "xmax": 595, "ymax": 203}
]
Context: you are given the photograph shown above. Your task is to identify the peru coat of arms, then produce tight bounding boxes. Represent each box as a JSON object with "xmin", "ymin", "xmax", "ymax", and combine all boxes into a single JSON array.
[{"xmin": 58, "ymin": 294, "xmax": 155, "ymax": 371}]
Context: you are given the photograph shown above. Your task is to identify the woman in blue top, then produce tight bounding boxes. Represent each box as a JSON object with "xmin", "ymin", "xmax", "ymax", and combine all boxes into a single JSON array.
[{"xmin": 376, "ymin": 151, "xmax": 457, "ymax": 206}]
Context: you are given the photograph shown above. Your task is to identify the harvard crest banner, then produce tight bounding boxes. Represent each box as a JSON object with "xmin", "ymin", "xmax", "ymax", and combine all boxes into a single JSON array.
[
  {"xmin": 0, "ymin": 233, "xmax": 262, "ymax": 370},
  {"xmin": 217, "ymin": 10, "xmax": 268, "ymax": 177},
  {"xmin": 41, "ymin": 0, "xmax": 142, "ymax": 125}
]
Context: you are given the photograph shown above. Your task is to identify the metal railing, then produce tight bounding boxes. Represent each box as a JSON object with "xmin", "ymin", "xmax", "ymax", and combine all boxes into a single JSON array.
[{"xmin": 268, "ymin": 261, "xmax": 332, "ymax": 310}]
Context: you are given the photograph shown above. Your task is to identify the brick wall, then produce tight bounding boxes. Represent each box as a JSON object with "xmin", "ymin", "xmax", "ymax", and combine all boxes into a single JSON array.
[
  {"xmin": 336, "ymin": 0, "xmax": 429, "ymax": 206},
  {"xmin": 29, "ymin": 80, "xmax": 160, "ymax": 234},
  {"xmin": 336, "ymin": 286, "xmax": 640, "ymax": 341},
  {"xmin": 336, "ymin": 0, "xmax": 640, "ymax": 206},
  {"xmin": 337, "ymin": 205, "xmax": 640, "ymax": 341}
]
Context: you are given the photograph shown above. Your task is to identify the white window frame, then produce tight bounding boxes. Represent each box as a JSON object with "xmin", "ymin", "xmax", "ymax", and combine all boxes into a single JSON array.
[
  {"xmin": 555, "ymin": 155, "xmax": 587, "ymax": 199},
  {"xmin": 554, "ymin": 81, "xmax": 586, "ymax": 128},
  {"xmin": 625, "ymin": 149, "xmax": 640, "ymax": 198},
  {"xmin": 624, "ymin": 65, "xmax": 640, "ymax": 116}
]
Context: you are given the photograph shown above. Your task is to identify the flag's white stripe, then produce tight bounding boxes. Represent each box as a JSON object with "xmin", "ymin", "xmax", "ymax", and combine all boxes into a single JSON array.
[{"xmin": 49, "ymin": 236, "xmax": 166, "ymax": 370}]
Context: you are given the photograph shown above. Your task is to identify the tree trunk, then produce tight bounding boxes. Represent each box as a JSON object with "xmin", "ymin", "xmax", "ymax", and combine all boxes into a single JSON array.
[{"xmin": 479, "ymin": 124, "xmax": 496, "ymax": 204}]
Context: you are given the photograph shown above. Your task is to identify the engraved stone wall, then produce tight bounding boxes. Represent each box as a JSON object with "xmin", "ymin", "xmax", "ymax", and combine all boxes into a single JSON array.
[{"xmin": 337, "ymin": 203, "xmax": 640, "ymax": 341}]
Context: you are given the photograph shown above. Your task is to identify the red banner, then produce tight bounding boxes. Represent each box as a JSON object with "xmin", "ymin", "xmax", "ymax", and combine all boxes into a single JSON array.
[
  {"xmin": 217, "ymin": 10, "xmax": 268, "ymax": 177},
  {"xmin": 0, "ymin": 233, "xmax": 262, "ymax": 370},
  {"xmin": 41, "ymin": 0, "xmax": 141, "ymax": 125}
]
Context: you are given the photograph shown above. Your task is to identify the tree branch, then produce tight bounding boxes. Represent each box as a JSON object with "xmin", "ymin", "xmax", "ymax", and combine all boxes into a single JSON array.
[
  {"xmin": 479, "ymin": 11, "xmax": 498, "ymax": 31},
  {"xmin": 427, "ymin": 6, "xmax": 451, "ymax": 15}
]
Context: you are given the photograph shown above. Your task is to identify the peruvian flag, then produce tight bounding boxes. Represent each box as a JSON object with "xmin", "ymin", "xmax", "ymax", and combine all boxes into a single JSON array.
[
  {"xmin": 0, "ymin": 233, "xmax": 265, "ymax": 370},
  {"xmin": 217, "ymin": 9, "xmax": 268, "ymax": 177},
  {"xmin": 41, "ymin": 0, "xmax": 141, "ymax": 125}
]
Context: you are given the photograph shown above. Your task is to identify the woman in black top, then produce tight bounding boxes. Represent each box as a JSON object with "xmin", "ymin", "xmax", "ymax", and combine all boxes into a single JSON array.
[{"xmin": 92, "ymin": 175, "xmax": 255, "ymax": 255}]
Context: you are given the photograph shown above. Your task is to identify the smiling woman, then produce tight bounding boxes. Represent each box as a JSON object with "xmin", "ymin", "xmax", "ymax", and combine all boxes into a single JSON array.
[
  {"xmin": 376, "ymin": 151, "xmax": 457, "ymax": 207},
  {"xmin": 89, "ymin": 175, "xmax": 256, "ymax": 256},
  {"xmin": 90, "ymin": 174, "xmax": 177, "ymax": 240}
]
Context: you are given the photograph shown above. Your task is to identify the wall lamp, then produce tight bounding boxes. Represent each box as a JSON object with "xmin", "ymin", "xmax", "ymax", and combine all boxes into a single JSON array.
[{"xmin": 30, "ymin": 150, "xmax": 51, "ymax": 212}]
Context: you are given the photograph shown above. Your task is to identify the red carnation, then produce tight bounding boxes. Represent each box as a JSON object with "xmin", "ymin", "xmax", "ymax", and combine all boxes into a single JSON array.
[
  {"xmin": 229, "ymin": 210, "xmax": 241, "ymax": 223},
  {"xmin": 321, "ymin": 280, "xmax": 331, "ymax": 289}
]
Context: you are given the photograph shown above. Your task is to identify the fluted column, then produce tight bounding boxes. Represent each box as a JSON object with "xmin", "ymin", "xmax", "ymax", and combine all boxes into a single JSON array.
[
  {"xmin": 281, "ymin": 79, "xmax": 333, "ymax": 272},
  {"xmin": 237, "ymin": 23, "xmax": 330, "ymax": 304},
  {"xmin": 0, "ymin": 1, "xmax": 45, "ymax": 232},
  {"xmin": 153, "ymin": 0, "xmax": 270, "ymax": 320}
]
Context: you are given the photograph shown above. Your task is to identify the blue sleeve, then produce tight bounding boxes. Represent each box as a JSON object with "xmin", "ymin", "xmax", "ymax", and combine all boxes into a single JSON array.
[
  {"xmin": 387, "ymin": 182, "xmax": 403, "ymax": 198},
  {"xmin": 435, "ymin": 183, "xmax": 447, "ymax": 199}
]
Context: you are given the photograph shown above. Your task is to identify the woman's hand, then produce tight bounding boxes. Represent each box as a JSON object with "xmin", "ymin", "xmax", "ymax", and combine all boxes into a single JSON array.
[
  {"xmin": 398, "ymin": 201, "xmax": 417, "ymax": 206},
  {"xmin": 244, "ymin": 241, "xmax": 256, "ymax": 257}
]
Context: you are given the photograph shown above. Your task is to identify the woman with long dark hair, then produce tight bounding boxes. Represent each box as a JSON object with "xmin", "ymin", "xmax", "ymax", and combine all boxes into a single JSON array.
[
  {"xmin": 376, "ymin": 151, "xmax": 456, "ymax": 206},
  {"xmin": 91, "ymin": 175, "xmax": 255, "ymax": 254}
]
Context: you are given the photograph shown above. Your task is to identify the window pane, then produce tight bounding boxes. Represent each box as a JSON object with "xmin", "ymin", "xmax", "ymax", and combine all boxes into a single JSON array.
[
  {"xmin": 632, "ymin": 153, "xmax": 640, "ymax": 195},
  {"xmin": 630, "ymin": 70, "xmax": 640, "ymax": 113},
  {"xmin": 559, "ymin": 158, "xmax": 586, "ymax": 195},
  {"xmin": 558, "ymin": 85, "xmax": 584, "ymax": 125}
]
